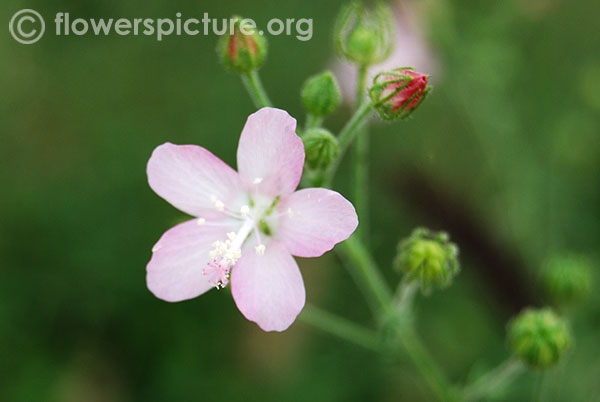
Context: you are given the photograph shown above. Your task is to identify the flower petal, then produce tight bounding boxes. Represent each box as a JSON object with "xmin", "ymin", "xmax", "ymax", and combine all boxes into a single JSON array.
[
  {"xmin": 147, "ymin": 218, "xmax": 237, "ymax": 302},
  {"xmin": 147, "ymin": 143, "xmax": 245, "ymax": 218},
  {"xmin": 231, "ymin": 240, "xmax": 305, "ymax": 331},
  {"xmin": 276, "ymin": 188, "xmax": 359, "ymax": 258},
  {"xmin": 236, "ymin": 108, "xmax": 305, "ymax": 198}
]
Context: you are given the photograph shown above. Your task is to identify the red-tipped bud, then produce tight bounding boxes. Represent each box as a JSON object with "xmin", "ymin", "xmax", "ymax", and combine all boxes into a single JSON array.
[
  {"xmin": 217, "ymin": 17, "xmax": 267, "ymax": 73},
  {"xmin": 369, "ymin": 68, "xmax": 431, "ymax": 120}
]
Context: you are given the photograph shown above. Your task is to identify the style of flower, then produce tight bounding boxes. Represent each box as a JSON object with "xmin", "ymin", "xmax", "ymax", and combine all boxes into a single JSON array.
[{"xmin": 146, "ymin": 107, "xmax": 359, "ymax": 331}]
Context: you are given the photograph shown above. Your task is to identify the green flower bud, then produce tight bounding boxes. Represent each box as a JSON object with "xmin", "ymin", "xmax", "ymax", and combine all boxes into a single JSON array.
[
  {"xmin": 508, "ymin": 308, "xmax": 570, "ymax": 368},
  {"xmin": 394, "ymin": 228, "xmax": 460, "ymax": 293},
  {"xmin": 541, "ymin": 255, "xmax": 592, "ymax": 305},
  {"xmin": 302, "ymin": 128, "xmax": 339, "ymax": 170},
  {"xmin": 217, "ymin": 17, "xmax": 267, "ymax": 73},
  {"xmin": 334, "ymin": 1, "xmax": 394, "ymax": 67},
  {"xmin": 301, "ymin": 71, "xmax": 341, "ymax": 117}
]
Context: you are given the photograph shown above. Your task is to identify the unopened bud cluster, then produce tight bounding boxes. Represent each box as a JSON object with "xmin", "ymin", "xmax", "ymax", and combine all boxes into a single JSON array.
[
  {"xmin": 508, "ymin": 308, "xmax": 570, "ymax": 368},
  {"xmin": 394, "ymin": 228, "xmax": 459, "ymax": 293}
]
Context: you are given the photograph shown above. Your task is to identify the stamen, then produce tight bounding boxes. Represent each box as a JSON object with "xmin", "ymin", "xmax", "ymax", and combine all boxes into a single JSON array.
[
  {"xmin": 253, "ymin": 177, "xmax": 263, "ymax": 184},
  {"xmin": 210, "ymin": 195, "xmax": 225, "ymax": 212},
  {"xmin": 240, "ymin": 205, "xmax": 250, "ymax": 216},
  {"xmin": 196, "ymin": 218, "xmax": 206, "ymax": 226},
  {"xmin": 255, "ymin": 244, "xmax": 266, "ymax": 255}
]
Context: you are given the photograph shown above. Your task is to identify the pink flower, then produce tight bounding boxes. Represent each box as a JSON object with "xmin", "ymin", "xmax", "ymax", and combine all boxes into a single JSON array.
[{"xmin": 146, "ymin": 108, "xmax": 359, "ymax": 331}]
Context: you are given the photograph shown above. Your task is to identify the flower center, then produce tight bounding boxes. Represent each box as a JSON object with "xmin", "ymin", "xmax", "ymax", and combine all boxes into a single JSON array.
[{"xmin": 201, "ymin": 189, "xmax": 281, "ymax": 289}]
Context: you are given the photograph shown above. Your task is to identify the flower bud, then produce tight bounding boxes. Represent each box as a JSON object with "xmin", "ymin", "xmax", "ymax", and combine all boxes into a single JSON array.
[
  {"xmin": 394, "ymin": 228, "xmax": 459, "ymax": 293},
  {"xmin": 217, "ymin": 17, "xmax": 267, "ymax": 73},
  {"xmin": 508, "ymin": 308, "xmax": 570, "ymax": 368},
  {"xmin": 334, "ymin": 1, "xmax": 394, "ymax": 67},
  {"xmin": 369, "ymin": 68, "xmax": 431, "ymax": 120},
  {"xmin": 302, "ymin": 128, "xmax": 339, "ymax": 170},
  {"xmin": 541, "ymin": 255, "xmax": 592, "ymax": 305},
  {"xmin": 301, "ymin": 71, "xmax": 341, "ymax": 117}
]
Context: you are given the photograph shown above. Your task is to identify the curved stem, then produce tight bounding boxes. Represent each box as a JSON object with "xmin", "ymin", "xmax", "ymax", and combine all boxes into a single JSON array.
[
  {"xmin": 353, "ymin": 65, "xmax": 370, "ymax": 241},
  {"xmin": 463, "ymin": 358, "xmax": 525, "ymax": 402},
  {"xmin": 336, "ymin": 235, "xmax": 393, "ymax": 317},
  {"xmin": 399, "ymin": 327, "xmax": 461, "ymax": 402},
  {"xmin": 298, "ymin": 304, "xmax": 381, "ymax": 352},
  {"xmin": 304, "ymin": 114, "xmax": 323, "ymax": 131},
  {"xmin": 241, "ymin": 70, "xmax": 272, "ymax": 108},
  {"xmin": 322, "ymin": 101, "xmax": 374, "ymax": 187}
]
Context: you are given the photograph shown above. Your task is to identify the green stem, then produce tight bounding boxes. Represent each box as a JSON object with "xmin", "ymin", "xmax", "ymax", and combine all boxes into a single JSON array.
[
  {"xmin": 533, "ymin": 371, "xmax": 547, "ymax": 402},
  {"xmin": 394, "ymin": 277, "xmax": 419, "ymax": 313},
  {"xmin": 304, "ymin": 114, "xmax": 323, "ymax": 131},
  {"xmin": 399, "ymin": 327, "xmax": 461, "ymax": 402},
  {"xmin": 462, "ymin": 358, "xmax": 525, "ymax": 402},
  {"xmin": 336, "ymin": 235, "xmax": 393, "ymax": 317},
  {"xmin": 241, "ymin": 70, "xmax": 272, "ymax": 108},
  {"xmin": 321, "ymin": 101, "xmax": 374, "ymax": 187},
  {"xmin": 298, "ymin": 305, "xmax": 381, "ymax": 352},
  {"xmin": 353, "ymin": 65, "xmax": 370, "ymax": 240}
]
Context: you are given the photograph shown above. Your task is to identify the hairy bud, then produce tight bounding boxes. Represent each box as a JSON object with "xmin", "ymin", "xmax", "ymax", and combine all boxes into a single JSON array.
[
  {"xmin": 394, "ymin": 228, "xmax": 459, "ymax": 293},
  {"xmin": 301, "ymin": 71, "xmax": 341, "ymax": 117},
  {"xmin": 369, "ymin": 68, "xmax": 431, "ymax": 120},
  {"xmin": 217, "ymin": 17, "xmax": 267, "ymax": 73},
  {"xmin": 302, "ymin": 128, "xmax": 339, "ymax": 170},
  {"xmin": 334, "ymin": 1, "xmax": 394, "ymax": 67},
  {"xmin": 508, "ymin": 308, "xmax": 570, "ymax": 368}
]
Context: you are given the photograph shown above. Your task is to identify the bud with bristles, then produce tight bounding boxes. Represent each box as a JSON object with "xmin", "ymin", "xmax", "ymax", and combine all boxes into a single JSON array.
[
  {"xmin": 302, "ymin": 128, "xmax": 339, "ymax": 171},
  {"xmin": 394, "ymin": 228, "xmax": 459, "ymax": 294},
  {"xmin": 369, "ymin": 68, "xmax": 431, "ymax": 120},
  {"xmin": 508, "ymin": 308, "xmax": 570, "ymax": 369},
  {"xmin": 301, "ymin": 71, "xmax": 341, "ymax": 117},
  {"xmin": 541, "ymin": 254, "xmax": 592, "ymax": 305},
  {"xmin": 334, "ymin": 1, "xmax": 394, "ymax": 67},
  {"xmin": 217, "ymin": 17, "xmax": 267, "ymax": 73}
]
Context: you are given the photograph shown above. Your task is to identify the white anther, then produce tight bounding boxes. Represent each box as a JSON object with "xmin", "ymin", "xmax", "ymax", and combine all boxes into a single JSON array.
[
  {"xmin": 253, "ymin": 177, "xmax": 263, "ymax": 184},
  {"xmin": 196, "ymin": 218, "xmax": 206, "ymax": 226},
  {"xmin": 240, "ymin": 205, "xmax": 250, "ymax": 216},
  {"xmin": 287, "ymin": 207, "xmax": 293, "ymax": 216},
  {"xmin": 227, "ymin": 232, "xmax": 237, "ymax": 241},
  {"xmin": 255, "ymin": 244, "xmax": 266, "ymax": 255}
]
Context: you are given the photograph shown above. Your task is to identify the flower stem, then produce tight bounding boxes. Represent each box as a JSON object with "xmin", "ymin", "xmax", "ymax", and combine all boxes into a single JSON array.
[
  {"xmin": 304, "ymin": 114, "xmax": 323, "ymax": 131},
  {"xmin": 298, "ymin": 304, "xmax": 381, "ymax": 352},
  {"xmin": 322, "ymin": 101, "xmax": 374, "ymax": 187},
  {"xmin": 353, "ymin": 65, "xmax": 370, "ymax": 241},
  {"xmin": 399, "ymin": 327, "xmax": 461, "ymax": 402},
  {"xmin": 462, "ymin": 358, "xmax": 525, "ymax": 402},
  {"xmin": 336, "ymin": 235, "xmax": 393, "ymax": 317},
  {"xmin": 241, "ymin": 70, "xmax": 272, "ymax": 108}
]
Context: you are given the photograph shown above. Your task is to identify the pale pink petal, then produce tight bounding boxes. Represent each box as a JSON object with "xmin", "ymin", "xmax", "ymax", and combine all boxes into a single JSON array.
[
  {"xmin": 147, "ymin": 218, "xmax": 237, "ymax": 302},
  {"xmin": 147, "ymin": 143, "xmax": 245, "ymax": 218},
  {"xmin": 236, "ymin": 108, "xmax": 305, "ymax": 198},
  {"xmin": 231, "ymin": 240, "xmax": 305, "ymax": 332},
  {"xmin": 276, "ymin": 188, "xmax": 359, "ymax": 258}
]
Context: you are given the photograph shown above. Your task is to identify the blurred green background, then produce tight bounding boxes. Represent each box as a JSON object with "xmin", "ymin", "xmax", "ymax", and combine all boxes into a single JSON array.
[{"xmin": 2, "ymin": 0, "xmax": 599, "ymax": 401}]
